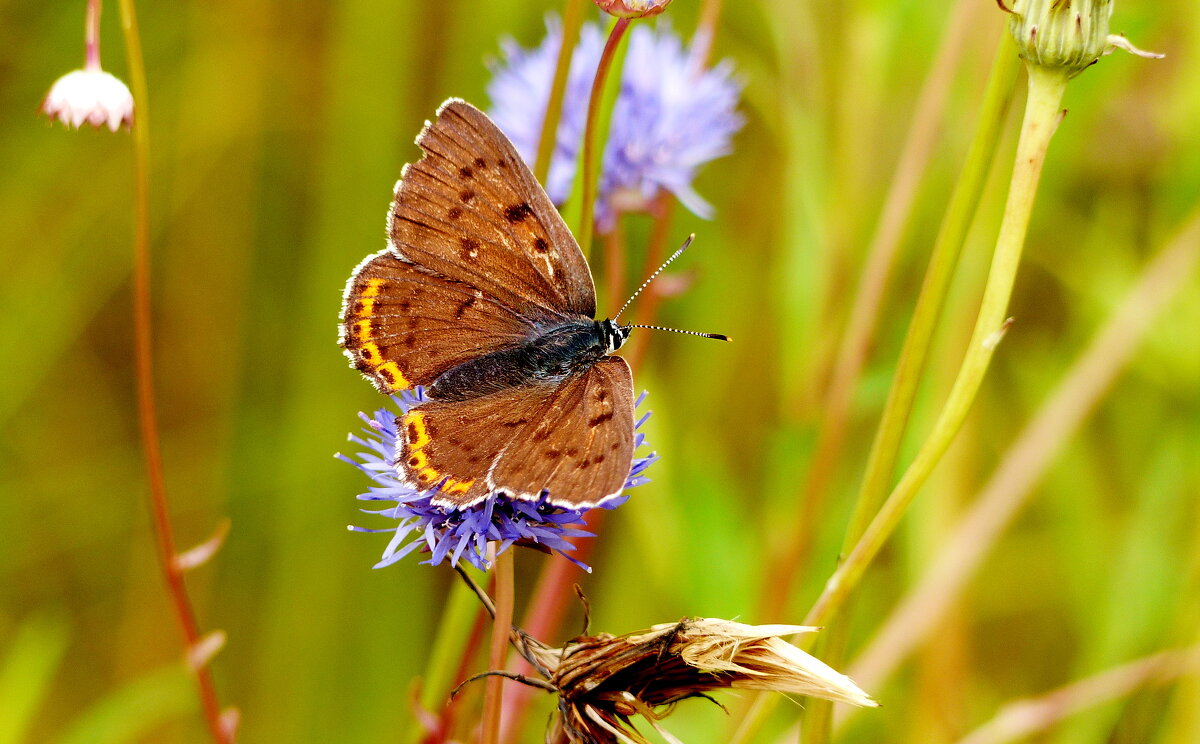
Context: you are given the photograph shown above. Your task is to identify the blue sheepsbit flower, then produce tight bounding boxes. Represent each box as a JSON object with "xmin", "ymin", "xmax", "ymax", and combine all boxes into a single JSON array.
[
  {"xmin": 488, "ymin": 17, "xmax": 743, "ymax": 229},
  {"xmin": 339, "ymin": 388, "xmax": 657, "ymax": 572}
]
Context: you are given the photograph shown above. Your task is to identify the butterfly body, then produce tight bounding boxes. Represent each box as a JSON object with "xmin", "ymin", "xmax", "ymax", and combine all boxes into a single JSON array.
[
  {"xmin": 429, "ymin": 319, "xmax": 629, "ymax": 402},
  {"xmin": 340, "ymin": 100, "xmax": 639, "ymax": 510}
]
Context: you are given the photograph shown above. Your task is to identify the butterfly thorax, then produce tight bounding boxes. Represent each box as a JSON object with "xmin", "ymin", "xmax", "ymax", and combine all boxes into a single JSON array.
[{"xmin": 428, "ymin": 319, "xmax": 629, "ymax": 403}]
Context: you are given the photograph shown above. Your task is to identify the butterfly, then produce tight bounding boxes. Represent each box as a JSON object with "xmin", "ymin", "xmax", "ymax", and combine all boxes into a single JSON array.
[{"xmin": 339, "ymin": 99, "xmax": 641, "ymax": 510}]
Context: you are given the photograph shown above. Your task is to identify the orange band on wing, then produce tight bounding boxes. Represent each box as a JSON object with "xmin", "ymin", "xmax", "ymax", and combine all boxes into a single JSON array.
[
  {"xmin": 442, "ymin": 479, "xmax": 475, "ymax": 496},
  {"xmin": 360, "ymin": 278, "xmax": 385, "ymax": 298},
  {"xmin": 355, "ymin": 297, "xmax": 378, "ymax": 317},
  {"xmin": 403, "ymin": 411, "xmax": 431, "ymax": 449},
  {"xmin": 375, "ymin": 362, "xmax": 409, "ymax": 390}
]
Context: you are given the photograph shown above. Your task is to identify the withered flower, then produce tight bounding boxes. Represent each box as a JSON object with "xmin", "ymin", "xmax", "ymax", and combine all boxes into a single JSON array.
[{"xmin": 509, "ymin": 617, "xmax": 876, "ymax": 742}]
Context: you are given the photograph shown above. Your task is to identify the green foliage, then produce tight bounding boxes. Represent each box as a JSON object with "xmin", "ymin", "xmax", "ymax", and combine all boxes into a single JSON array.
[{"xmin": 1, "ymin": 1, "xmax": 1197, "ymax": 742}]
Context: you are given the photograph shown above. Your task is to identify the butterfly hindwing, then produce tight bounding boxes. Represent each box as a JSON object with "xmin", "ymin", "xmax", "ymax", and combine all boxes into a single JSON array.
[
  {"xmin": 397, "ymin": 358, "xmax": 636, "ymax": 509},
  {"xmin": 388, "ymin": 99, "xmax": 597, "ymax": 323},
  {"xmin": 339, "ymin": 249, "xmax": 537, "ymax": 394},
  {"xmin": 492, "ymin": 357, "xmax": 635, "ymax": 508}
]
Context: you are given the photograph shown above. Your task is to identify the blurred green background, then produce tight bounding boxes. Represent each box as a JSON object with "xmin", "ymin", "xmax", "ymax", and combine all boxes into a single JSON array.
[{"xmin": 2, "ymin": 1, "xmax": 1197, "ymax": 742}]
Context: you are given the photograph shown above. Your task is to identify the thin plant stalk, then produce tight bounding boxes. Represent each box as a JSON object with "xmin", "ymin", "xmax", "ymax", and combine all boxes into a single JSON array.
[
  {"xmin": 729, "ymin": 34, "xmax": 1020, "ymax": 744},
  {"xmin": 951, "ymin": 645, "xmax": 1200, "ymax": 744},
  {"xmin": 480, "ymin": 548, "xmax": 515, "ymax": 744},
  {"xmin": 763, "ymin": 0, "xmax": 995, "ymax": 620},
  {"xmin": 116, "ymin": 0, "xmax": 231, "ymax": 741},
  {"xmin": 575, "ymin": 17, "xmax": 631, "ymax": 253},
  {"xmin": 845, "ymin": 205, "xmax": 1200, "ymax": 702},
  {"xmin": 533, "ymin": 0, "xmax": 585, "ymax": 186},
  {"xmin": 625, "ymin": 191, "xmax": 675, "ymax": 371},
  {"xmin": 803, "ymin": 62, "xmax": 1070, "ymax": 632},
  {"xmin": 603, "ymin": 219, "xmax": 626, "ymax": 316},
  {"xmin": 406, "ymin": 575, "xmax": 489, "ymax": 744},
  {"xmin": 797, "ymin": 32, "xmax": 1021, "ymax": 744},
  {"xmin": 690, "ymin": 0, "xmax": 724, "ymax": 72}
]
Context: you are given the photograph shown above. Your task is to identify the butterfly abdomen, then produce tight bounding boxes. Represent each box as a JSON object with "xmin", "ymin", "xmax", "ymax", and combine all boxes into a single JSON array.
[{"xmin": 428, "ymin": 320, "xmax": 608, "ymax": 402}]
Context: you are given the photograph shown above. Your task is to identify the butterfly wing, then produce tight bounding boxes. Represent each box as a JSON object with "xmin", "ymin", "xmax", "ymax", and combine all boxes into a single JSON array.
[
  {"xmin": 340, "ymin": 249, "xmax": 538, "ymax": 393},
  {"xmin": 388, "ymin": 99, "xmax": 597, "ymax": 322},
  {"xmin": 398, "ymin": 358, "xmax": 636, "ymax": 509}
]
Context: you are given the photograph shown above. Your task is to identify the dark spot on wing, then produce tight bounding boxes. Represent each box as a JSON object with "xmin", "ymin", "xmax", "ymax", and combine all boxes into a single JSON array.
[
  {"xmin": 533, "ymin": 237, "xmax": 549, "ymax": 253},
  {"xmin": 398, "ymin": 300, "xmax": 411, "ymax": 311},
  {"xmin": 459, "ymin": 166, "xmax": 474, "ymax": 179},
  {"xmin": 502, "ymin": 417, "xmax": 529, "ymax": 428},
  {"xmin": 545, "ymin": 449, "xmax": 561, "ymax": 459},
  {"xmin": 505, "ymin": 203, "xmax": 533, "ymax": 223},
  {"xmin": 455, "ymin": 296, "xmax": 476, "ymax": 319},
  {"xmin": 447, "ymin": 207, "xmax": 463, "ymax": 220},
  {"xmin": 588, "ymin": 412, "xmax": 614, "ymax": 428},
  {"xmin": 460, "ymin": 237, "xmax": 480, "ymax": 260},
  {"xmin": 474, "ymin": 157, "xmax": 487, "ymax": 169},
  {"xmin": 404, "ymin": 335, "xmax": 416, "ymax": 348},
  {"xmin": 459, "ymin": 189, "xmax": 475, "ymax": 203}
]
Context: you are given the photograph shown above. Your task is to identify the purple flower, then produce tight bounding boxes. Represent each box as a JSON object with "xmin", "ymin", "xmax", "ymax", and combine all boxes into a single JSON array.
[
  {"xmin": 488, "ymin": 18, "xmax": 742, "ymax": 229},
  {"xmin": 339, "ymin": 388, "xmax": 657, "ymax": 572}
]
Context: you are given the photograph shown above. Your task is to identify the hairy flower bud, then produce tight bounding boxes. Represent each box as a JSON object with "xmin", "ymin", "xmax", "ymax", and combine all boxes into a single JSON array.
[{"xmin": 1004, "ymin": 0, "xmax": 1162, "ymax": 78}]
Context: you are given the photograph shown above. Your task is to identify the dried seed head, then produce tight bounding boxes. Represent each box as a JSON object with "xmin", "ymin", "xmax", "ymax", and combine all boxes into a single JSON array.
[{"xmin": 515, "ymin": 617, "xmax": 876, "ymax": 742}]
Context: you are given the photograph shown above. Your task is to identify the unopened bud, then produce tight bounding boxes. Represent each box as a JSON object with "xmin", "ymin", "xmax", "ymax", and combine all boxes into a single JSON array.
[
  {"xmin": 594, "ymin": 0, "xmax": 673, "ymax": 18},
  {"xmin": 1004, "ymin": 0, "xmax": 1162, "ymax": 78}
]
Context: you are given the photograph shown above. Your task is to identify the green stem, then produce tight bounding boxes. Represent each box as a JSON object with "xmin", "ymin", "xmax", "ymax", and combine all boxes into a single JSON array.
[
  {"xmin": 534, "ymin": 0, "xmax": 585, "ymax": 186},
  {"xmin": 116, "ymin": 0, "xmax": 230, "ymax": 741},
  {"xmin": 803, "ymin": 62, "xmax": 1069, "ymax": 632},
  {"xmin": 480, "ymin": 548, "xmax": 515, "ymax": 744},
  {"xmin": 575, "ymin": 17, "xmax": 631, "ymax": 255},
  {"xmin": 731, "ymin": 35, "xmax": 1021, "ymax": 744},
  {"xmin": 798, "ymin": 37, "xmax": 1021, "ymax": 744}
]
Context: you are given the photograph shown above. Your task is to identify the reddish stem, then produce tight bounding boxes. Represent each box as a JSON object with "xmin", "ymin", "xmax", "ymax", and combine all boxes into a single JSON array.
[
  {"xmin": 85, "ymin": 0, "xmax": 101, "ymax": 70},
  {"xmin": 117, "ymin": 0, "xmax": 230, "ymax": 739},
  {"xmin": 577, "ymin": 16, "xmax": 631, "ymax": 251}
]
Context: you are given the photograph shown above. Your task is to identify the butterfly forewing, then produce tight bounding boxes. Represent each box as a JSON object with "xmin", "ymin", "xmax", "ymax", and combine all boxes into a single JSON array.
[
  {"xmin": 339, "ymin": 250, "xmax": 537, "ymax": 393},
  {"xmin": 389, "ymin": 99, "xmax": 596, "ymax": 321},
  {"xmin": 398, "ymin": 358, "xmax": 636, "ymax": 509}
]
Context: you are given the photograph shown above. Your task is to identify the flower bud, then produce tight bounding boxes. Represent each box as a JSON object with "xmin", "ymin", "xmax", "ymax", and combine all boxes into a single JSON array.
[
  {"xmin": 593, "ymin": 0, "xmax": 672, "ymax": 18},
  {"xmin": 1004, "ymin": 0, "xmax": 1162, "ymax": 78}
]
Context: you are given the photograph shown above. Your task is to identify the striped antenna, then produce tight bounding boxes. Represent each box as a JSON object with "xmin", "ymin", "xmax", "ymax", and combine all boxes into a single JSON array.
[
  {"xmin": 613, "ymin": 234, "xmax": 695, "ymax": 322},
  {"xmin": 622, "ymin": 324, "xmax": 730, "ymax": 342}
]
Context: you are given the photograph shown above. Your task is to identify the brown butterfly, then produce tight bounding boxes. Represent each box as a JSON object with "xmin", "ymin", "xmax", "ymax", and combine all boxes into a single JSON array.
[{"xmin": 339, "ymin": 99, "xmax": 642, "ymax": 510}]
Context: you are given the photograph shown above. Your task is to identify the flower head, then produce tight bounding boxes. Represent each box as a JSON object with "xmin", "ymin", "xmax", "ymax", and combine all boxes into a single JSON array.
[
  {"xmin": 340, "ymin": 388, "xmax": 657, "ymax": 571},
  {"xmin": 488, "ymin": 18, "xmax": 743, "ymax": 229},
  {"xmin": 594, "ymin": 0, "xmax": 673, "ymax": 18},
  {"xmin": 510, "ymin": 617, "xmax": 876, "ymax": 742},
  {"xmin": 40, "ymin": 68, "xmax": 134, "ymax": 132}
]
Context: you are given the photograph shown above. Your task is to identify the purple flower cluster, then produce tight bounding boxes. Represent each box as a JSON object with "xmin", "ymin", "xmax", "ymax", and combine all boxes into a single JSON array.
[
  {"xmin": 488, "ymin": 17, "xmax": 742, "ymax": 229},
  {"xmin": 339, "ymin": 388, "xmax": 657, "ymax": 571}
]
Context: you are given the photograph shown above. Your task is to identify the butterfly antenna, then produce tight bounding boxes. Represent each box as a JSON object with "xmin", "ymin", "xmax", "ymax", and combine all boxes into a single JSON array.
[
  {"xmin": 622, "ymin": 324, "xmax": 730, "ymax": 342},
  {"xmin": 613, "ymin": 234, "xmax": 695, "ymax": 322}
]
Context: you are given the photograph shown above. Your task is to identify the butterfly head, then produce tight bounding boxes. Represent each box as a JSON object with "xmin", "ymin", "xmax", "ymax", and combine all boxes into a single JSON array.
[{"xmin": 599, "ymin": 318, "xmax": 630, "ymax": 353}]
